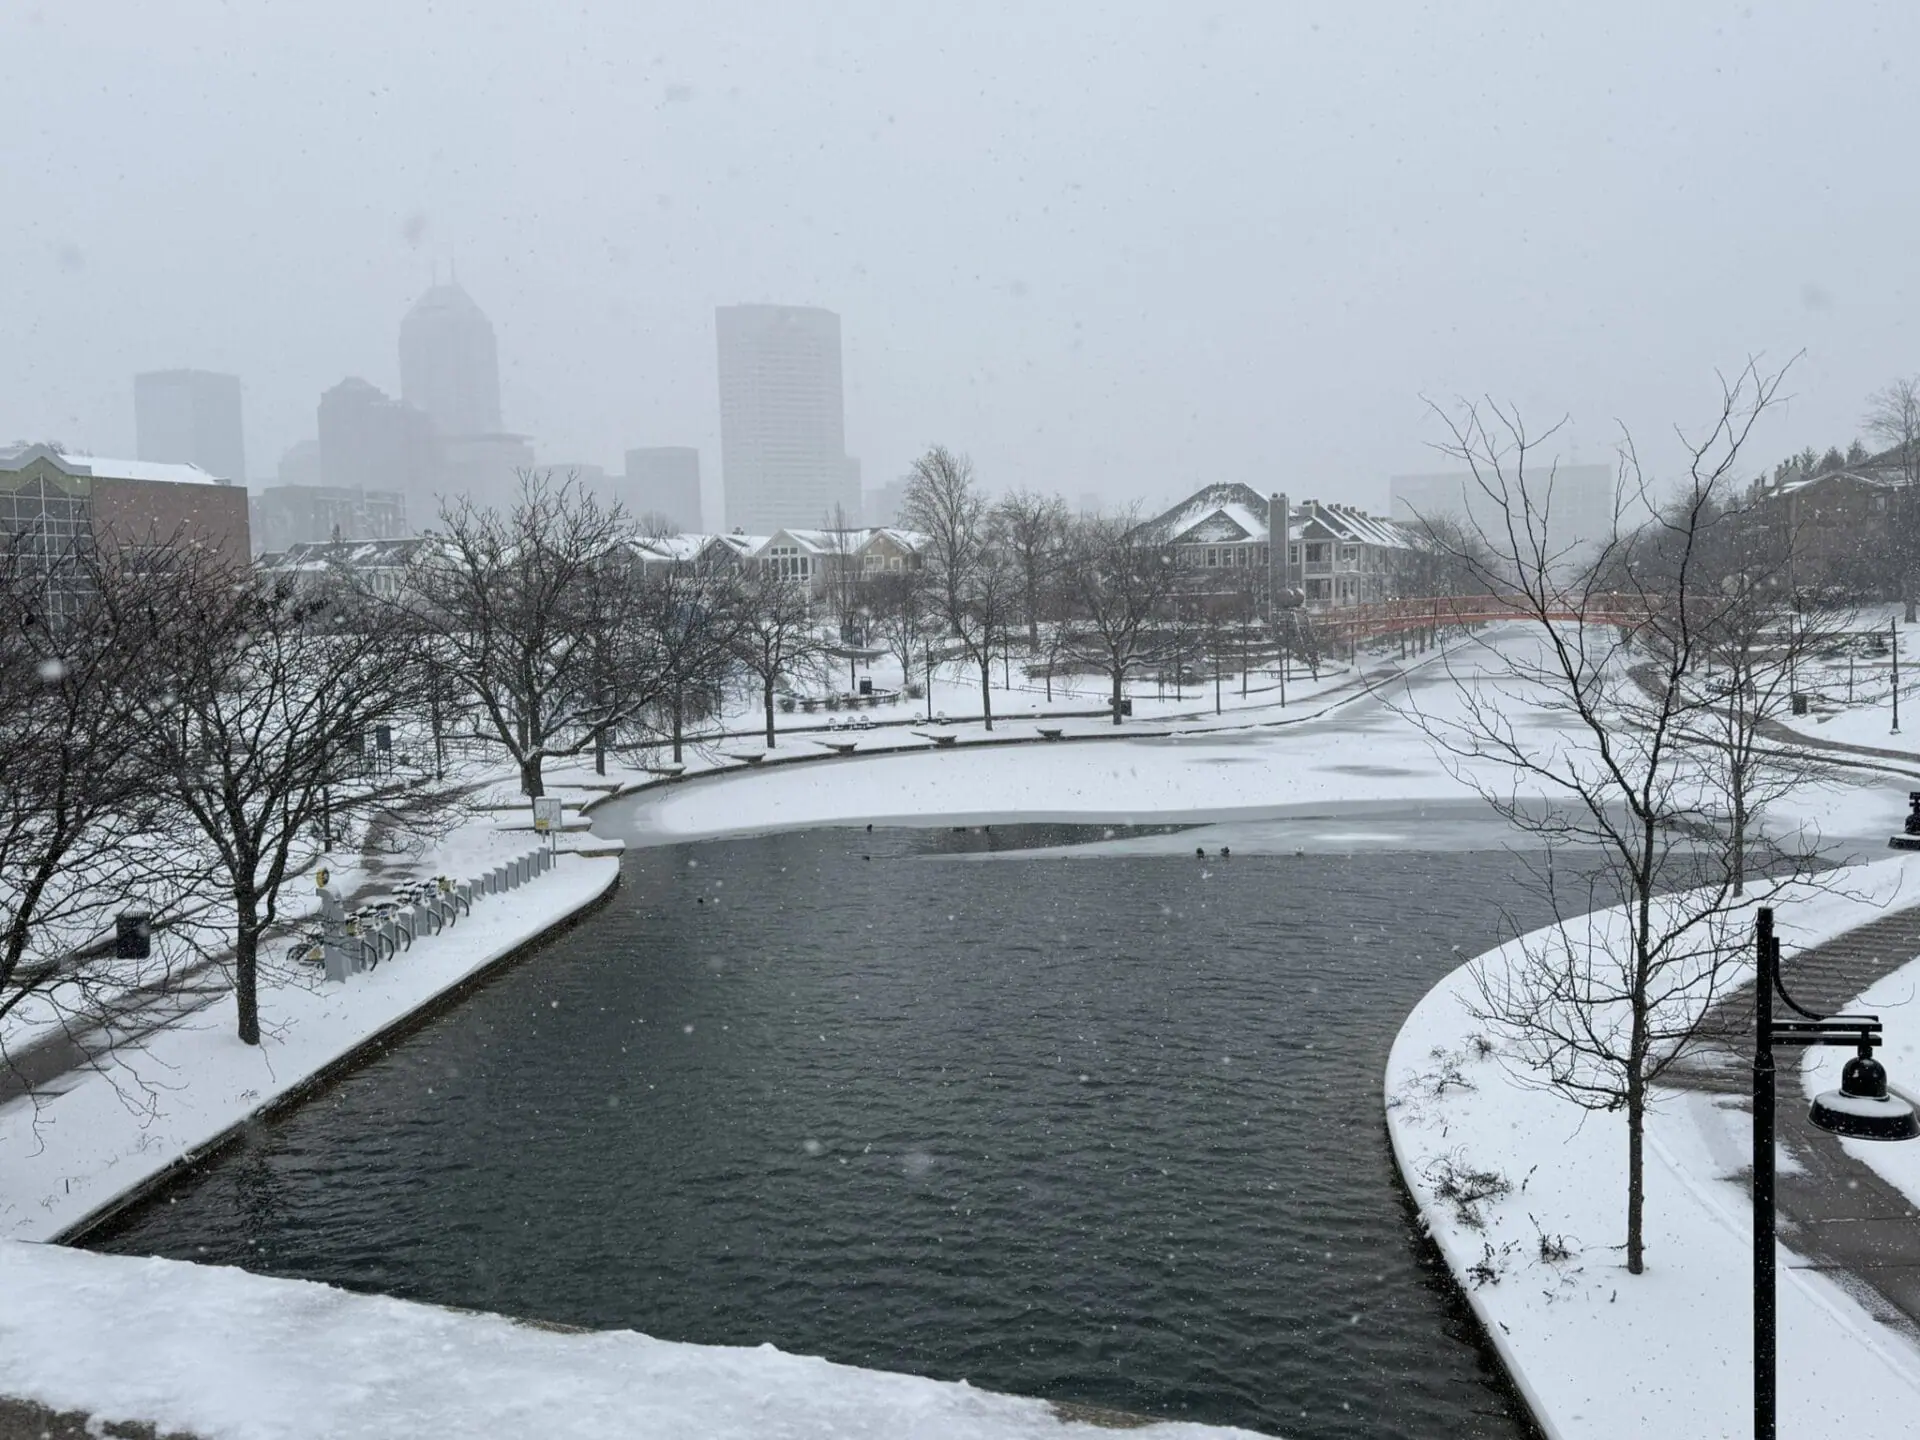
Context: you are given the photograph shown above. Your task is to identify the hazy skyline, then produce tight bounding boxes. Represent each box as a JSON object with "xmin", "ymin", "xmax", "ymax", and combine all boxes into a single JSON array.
[{"xmin": 6, "ymin": 1, "xmax": 1919, "ymax": 520}]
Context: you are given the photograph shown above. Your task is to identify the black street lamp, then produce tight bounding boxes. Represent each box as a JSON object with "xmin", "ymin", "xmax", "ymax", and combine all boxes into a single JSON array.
[{"xmin": 1751, "ymin": 906, "xmax": 1917, "ymax": 1440}]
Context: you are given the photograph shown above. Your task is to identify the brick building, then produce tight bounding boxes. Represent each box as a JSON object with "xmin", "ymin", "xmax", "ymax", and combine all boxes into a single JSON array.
[{"xmin": 0, "ymin": 444, "xmax": 251, "ymax": 566}]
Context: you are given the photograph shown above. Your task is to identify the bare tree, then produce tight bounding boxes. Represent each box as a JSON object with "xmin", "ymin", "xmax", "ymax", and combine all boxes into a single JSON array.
[
  {"xmin": 1061, "ymin": 509, "xmax": 1180, "ymax": 723},
  {"xmin": 1404, "ymin": 359, "xmax": 1827, "ymax": 1276},
  {"xmin": 1863, "ymin": 376, "xmax": 1920, "ymax": 620},
  {"xmin": 636, "ymin": 562, "xmax": 743, "ymax": 763},
  {"xmin": 404, "ymin": 474, "xmax": 645, "ymax": 799},
  {"xmin": 866, "ymin": 567, "xmax": 935, "ymax": 697},
  {"xmin": 901, "ymin": 447, "xmax": 1011, "ymax": 729},
  {"xmin": 732, "ymin": 565, "xmax": 824, "ymax": 748},
  {"xmin": 0, "ymin": 539, "xmax": 186, "ymax": 1035},
  {"xmin": 996, "ymin": 489, "xmax": 1069, "ymax": 649},
  {"xmin": 137, "ymin": 556, "xmax": 417, "ymax": 1045}
]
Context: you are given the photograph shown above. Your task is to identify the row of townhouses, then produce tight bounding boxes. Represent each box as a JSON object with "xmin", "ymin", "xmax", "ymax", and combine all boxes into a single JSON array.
[{"xmin": 253, "ymin": 489, "xmax": 1420, "ymax": 618}]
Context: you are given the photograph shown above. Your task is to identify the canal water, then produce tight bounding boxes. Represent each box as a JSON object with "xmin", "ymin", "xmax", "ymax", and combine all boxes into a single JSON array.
[{"xmin": 91, "ymin": 818, "xmax": 1558, "ymax": 1438}]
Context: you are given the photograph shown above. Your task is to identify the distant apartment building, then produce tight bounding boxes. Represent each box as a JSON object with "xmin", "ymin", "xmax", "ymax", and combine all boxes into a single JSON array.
[
  {"xmin": 1390, "ymin": 464, "xmax": 1615, "ymax": 558},
  {"xmin": 624, "ymin": 446, "xmax": 702, "ymax": 532},
  {"xmin": 134, "ymin": 369, "xmax": 246, "ymax": 484},
  {"xmin": 0, "ymin": 445, "xmax": 251, "ymax": 618},
  {"xmin": 716, "ymin": 304, "xmax": 859, "ymax": 531},
  {"xmin": 1146, "ymin": 483, "xmax": 1413, "ymax": 613},
  {"xmin": 249, "ymin": 485, "xmax": 407, "ymax": 555}
]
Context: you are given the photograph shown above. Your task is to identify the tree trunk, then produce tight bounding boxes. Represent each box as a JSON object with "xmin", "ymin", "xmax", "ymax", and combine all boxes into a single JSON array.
[
  {"xmin": 764, "ymin": 679, "xmax": 777, "ymax": 748},
  {"xmin": 979, "ymin": 657, "xmax": 994, "ymax": 732},
  {"xmin": 1626, "ymin": 1029, "xmax": 1646, "ymax": 1274},
  {"xmin": 594, "ymin": 727, "xmax": 607, "ymax": 776},
  {"xmin": 671, "ymin": 693, "xmax": 685, "ymax": 763},
  {"xmin": 1215, "ymin": 664, "xmax": 1222, "ymax": 715},
  {"xmin": 520, "ymin": 753, "xmax": 544, "ymax": 799},
  {"xmin": 1112, "ymin": 669, "xmax": 1124, "ymax": 725},
  {"xmin": 1731, "ymin": 774, "xmax": 1747, "ymax": 898},
  {"xmin": 235, "ymin": 901, "xmax": 260, "ymax": 1046}
]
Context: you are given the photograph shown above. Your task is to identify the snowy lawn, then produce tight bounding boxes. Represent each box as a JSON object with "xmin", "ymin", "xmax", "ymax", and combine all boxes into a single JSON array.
[
  {"xmin": 1387, "ymin": 855, "xmax": 1920, "ymax": 1439},
  {"xmin": 0, "ymin": 842, "xmax": 618, "ymax": 1245},
  {"xmin": 0, "ymin": 1242, "xmax": 1263, "ymax": 1440}
]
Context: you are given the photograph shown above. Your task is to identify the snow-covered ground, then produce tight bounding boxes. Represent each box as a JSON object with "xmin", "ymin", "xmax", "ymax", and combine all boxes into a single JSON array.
[
  {"xmin": 629, "ymin": 637, "xmax": 1914, "ymax": 856},
  {"xmin": 690, "ymin": 649, "xmax": 1374, "ymax": 742},
  {"xmin": 0, "ymin": 1242, "xmax": 1260, "ymax": 1440},
  {"xmin": 1387, "ymin": 856, "xmax": 1920, "ymax": 1440}
]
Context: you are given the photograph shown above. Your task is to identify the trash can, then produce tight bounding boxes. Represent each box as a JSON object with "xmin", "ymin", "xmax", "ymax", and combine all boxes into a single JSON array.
[
  {"xmin": 115, "ymin": 910, "xmax": 152, "ymax": 960},
  {"xmin": 859, "ymin": 677, "xmax": 873, "ymax": 696},
  {"xmin": 1791, "ymin": 693, "xmax": 1809, "ymax": 715},
  {"xmin": 1119, "ymin": 698, "xmax": 1133, "ymax": 717}
]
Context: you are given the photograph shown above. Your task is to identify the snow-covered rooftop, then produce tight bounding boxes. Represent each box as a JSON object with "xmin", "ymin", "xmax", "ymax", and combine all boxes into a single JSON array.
[
  {"xmin": 1147, "ymin": 483, "xmax": 1274, "ymax": 545},
  {"xmin": 0, "ymin": 444, "xmax": 230, "ymax": 487}
]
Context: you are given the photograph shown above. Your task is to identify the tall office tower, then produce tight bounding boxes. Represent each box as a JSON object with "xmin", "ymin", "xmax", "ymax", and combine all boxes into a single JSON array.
[
  {"xmin": 398, "ymin": 282, "xmax": 503, "ymax": 437},
  {"xmin": 316, "ymin": 378, "xmax": 439, "ymax": 519},
  {"xmin": 625, "ymin": 446, "xmax": 702, "ymax": 532},
  {"xmin": 134, "ymin": 369, "xmax": 246, "ymax": 483},
  {"xmin": 716, "ymin": 304, "xmax": 858, "ymax": 531}
]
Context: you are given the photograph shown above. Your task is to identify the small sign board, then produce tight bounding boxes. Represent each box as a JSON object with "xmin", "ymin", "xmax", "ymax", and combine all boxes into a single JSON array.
[{"xmin": 532, "ymin": 797, "xmax": 564, "ymax": 836}]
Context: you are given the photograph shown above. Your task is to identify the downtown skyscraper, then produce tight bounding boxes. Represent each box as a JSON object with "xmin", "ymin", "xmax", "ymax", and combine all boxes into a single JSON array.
[
  {"xmin": 134, "ymin": 369, "xmax": 246, "ymax": 484},
  {"xmin": 715, "ymin": 304, "xmax": 858, "ymax": 533}
]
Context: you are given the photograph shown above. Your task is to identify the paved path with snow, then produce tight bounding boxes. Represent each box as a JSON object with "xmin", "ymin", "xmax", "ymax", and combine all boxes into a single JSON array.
[{"xmin": 1670, "ymin": 902, "xmax": 1920, "ymax": 1336}]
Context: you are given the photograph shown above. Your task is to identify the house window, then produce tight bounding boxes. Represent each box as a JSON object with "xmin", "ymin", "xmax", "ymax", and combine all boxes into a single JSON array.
[
  {"xmin": 1341, "ymin": 545, "xmax": 1359, "ymax": 563},
  {"xmin": 1288, "ymin": 544, "xmax": 1300, "ymax": 565},
  {"xmin": 1206, "ymin": 548, "xmax": 1218, "ymax": 567},
  {"xmin": 1306, "ymin": 542, "xmax": 1329, "ymax": 564},
  {"xmin": 767, "ymin": 545, "xmax": 811, "ymax": 580}
]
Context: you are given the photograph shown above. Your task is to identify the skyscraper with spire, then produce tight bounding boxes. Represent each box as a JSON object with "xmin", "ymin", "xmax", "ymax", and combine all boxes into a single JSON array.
[
  {"xmin": 396, "ymin": 280, "xmax": 529, "ymax": 516},
  {"xmin": 399, "ymin": 280, "xmax": 503, "ymax": 436}
]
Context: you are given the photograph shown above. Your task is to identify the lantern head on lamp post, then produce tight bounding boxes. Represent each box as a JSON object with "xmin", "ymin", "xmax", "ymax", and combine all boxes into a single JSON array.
[{"xmin": 1808, "ymin": 1047, "xmax": 1920, "ymax": 1141}]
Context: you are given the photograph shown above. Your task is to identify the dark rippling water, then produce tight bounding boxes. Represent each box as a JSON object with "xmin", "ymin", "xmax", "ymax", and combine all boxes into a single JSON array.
[{"xmin": 90, "ymin": 821, "xmax": 1554, "ymax": 1438}]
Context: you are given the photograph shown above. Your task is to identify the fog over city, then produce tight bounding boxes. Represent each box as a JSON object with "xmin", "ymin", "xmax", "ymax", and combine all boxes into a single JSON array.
[{"xmin": 7, "ymin": 1, "xmax": 1918, "ymax": 520}]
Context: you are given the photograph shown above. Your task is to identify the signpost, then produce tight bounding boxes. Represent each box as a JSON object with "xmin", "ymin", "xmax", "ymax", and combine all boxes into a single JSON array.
[{"xmin": 532, "ymin": 796, "xmax": 564, "ymax": 854}]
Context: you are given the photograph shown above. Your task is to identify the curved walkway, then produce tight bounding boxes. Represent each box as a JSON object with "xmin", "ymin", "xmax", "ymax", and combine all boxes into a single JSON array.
[{"xmin": 1669, "ymin": 903, "xmax": 1920, "ymax": 1336}]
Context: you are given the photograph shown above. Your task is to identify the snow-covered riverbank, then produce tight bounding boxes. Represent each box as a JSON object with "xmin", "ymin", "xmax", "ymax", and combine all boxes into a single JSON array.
[{"xmin": 1386, "ymin": 856, "xmax": 1920, "ymax": 1439}]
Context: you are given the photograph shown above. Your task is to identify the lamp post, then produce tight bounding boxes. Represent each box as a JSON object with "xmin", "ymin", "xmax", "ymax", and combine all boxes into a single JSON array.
[
  {"xmin": 1751, "ymin": 906, "xmax": 1917, "ymax": 1440},
  {"xmin": 1893, "ymin": 617, "xmax": 1902, "ymax": 736}
]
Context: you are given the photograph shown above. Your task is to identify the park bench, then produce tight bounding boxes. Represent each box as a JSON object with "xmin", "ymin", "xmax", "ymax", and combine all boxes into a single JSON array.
[
  {"xmin": 926, "ymin": 733, "xmax": 958, "ymax": 748},
  {"xmin": 729, "ymin": 751, "xmax": 767, "ymax": 765},
  {"xmin": 817, "ymin": 739, "xmax": 859, "ymax": 756},
  {"xmin": 1037, "ymin": 727, "xmax": 1064, "ymax": 741}
]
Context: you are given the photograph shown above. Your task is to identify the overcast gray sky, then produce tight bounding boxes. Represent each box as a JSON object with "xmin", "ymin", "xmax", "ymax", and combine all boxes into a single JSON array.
[{"xmin": 5, "ymin": 1, "xmax": 1917, "ymax": 515}]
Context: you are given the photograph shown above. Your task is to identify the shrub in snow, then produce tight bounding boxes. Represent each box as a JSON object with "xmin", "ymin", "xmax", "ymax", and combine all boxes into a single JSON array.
[{"xmin": 1423, "ymin": 1150, "xmax": 1513, "ymax": 1231}]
